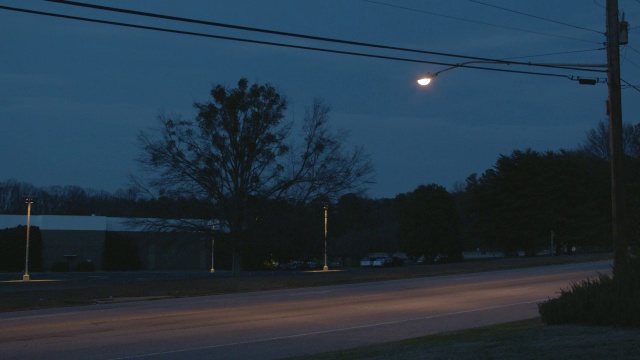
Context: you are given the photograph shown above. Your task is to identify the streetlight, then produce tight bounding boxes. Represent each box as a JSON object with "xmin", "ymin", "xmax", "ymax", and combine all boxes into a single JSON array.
[
  {"xmin": 417, "ymin": 60, "xmax": 605, "ymax": 87},
  {"xmin": 23, "ymin": 196, "xmax": 34, "ymax": 282},
  {"xmin": 323, "ymin": 204, "xmax": 329, "ymax": 271},
  {"xmin": 415, "ymin": 0, "xmax": 627, "ymax": 271}
]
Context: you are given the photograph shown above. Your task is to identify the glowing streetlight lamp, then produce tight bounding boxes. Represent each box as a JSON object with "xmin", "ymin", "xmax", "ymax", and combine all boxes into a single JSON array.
[
  {"xmin": 23, "ymin": 196, "xmax": 34, "ymax": 282},
  {"xmin": 417, "ymin": 77, "xmax": 431, "ymax": 86}
]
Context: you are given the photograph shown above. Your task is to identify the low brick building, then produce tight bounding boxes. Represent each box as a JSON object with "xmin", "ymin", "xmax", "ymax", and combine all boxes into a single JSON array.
[{"xmin": 0, "ymin": 215, "xmax": 210, "ymax": 271}]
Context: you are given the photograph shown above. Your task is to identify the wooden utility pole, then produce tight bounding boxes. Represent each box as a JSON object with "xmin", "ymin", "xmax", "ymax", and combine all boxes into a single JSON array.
[{"xmin": 606, "ymin": 0, "xmax": 627, "ymax": 272}]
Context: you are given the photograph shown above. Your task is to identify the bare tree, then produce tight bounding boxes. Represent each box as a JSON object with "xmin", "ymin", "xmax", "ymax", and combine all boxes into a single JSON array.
[
  {"xmin": 580, "ymin": 119, "xmax": 638, "ymax": 159},
  {"xmin": 135, "ymin": 78, "xmax": 375, "ymax": 274}
]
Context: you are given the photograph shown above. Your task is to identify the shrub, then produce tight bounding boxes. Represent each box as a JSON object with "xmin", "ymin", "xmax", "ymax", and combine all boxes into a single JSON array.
[
  {"xmin": 102, "ymin": 233, "xmax": 141, "ymax": 271},
  {"xmin": 76, "ymin": 261, "xmax": 96, "ymax": 272},
  {"xmin": 0, "ymin": 226, "xmax": 43, "ymax": 271},
  {"xmin": 51, "ymin": 261, "xmax": 69, "ymax": 272},
  {"xmin": 539, "ymin": 258, "xmax": 640, "ymax": 327}
]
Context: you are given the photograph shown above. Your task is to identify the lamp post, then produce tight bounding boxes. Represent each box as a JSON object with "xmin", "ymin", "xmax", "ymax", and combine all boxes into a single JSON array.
[
  {"xmin": 323, "ymin": 204, "xmax": 329, "ymax": 271},
  {"xmin": 210, "ymin": 220, "xmax": 215, "ymax": 273},
  {"xmin": 23, "ymin": 196, "xmax": 34, "ymax": 282}
]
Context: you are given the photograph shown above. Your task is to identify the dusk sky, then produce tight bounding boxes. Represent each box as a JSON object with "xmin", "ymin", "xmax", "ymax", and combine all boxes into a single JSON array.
[{"xmin": 2, "ymin": 1, "xmax": 640, "ymax": 199}]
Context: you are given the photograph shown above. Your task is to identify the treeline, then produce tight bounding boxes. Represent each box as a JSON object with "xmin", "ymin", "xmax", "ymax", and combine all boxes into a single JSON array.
[
  {"xmin": 2, "ymin": 148, "xmax": 639, "ymax": 268},
  {"xmin": 0, "ymin": 180, "xmax": 210, "ymax": 219},
  {"xmin": 242, "ymin": 148, "xmax": 640, "ymax": 268},
  {"xmin": 463, "ymin": 149, "xmax": 629, "ymax": 256}
]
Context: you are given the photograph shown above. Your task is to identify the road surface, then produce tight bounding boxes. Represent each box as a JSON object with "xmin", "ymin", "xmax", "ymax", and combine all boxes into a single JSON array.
[{"xmin": 0, "ymin": 260, "xmax": 611, "ymax": 359}]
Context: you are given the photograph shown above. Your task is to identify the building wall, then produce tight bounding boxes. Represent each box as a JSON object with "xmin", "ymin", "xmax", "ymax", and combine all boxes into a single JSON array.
[
  {"xmin": 117, "ymin": 231, "xmax": 209, "ymax": 270},
  {"xmin": 41, "ymin": 230, "xmax": 105, "ymax": 270},
  {"xmin": 0, "ymin": 215, "xmax": 211, "ymax": 271}
]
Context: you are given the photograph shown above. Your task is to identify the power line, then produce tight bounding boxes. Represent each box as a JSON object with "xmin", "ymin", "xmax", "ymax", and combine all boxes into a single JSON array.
[
  {"xmin": 626, "ymin": 45, "xmax": 640, "ymax": 55},
  {"xmin": 621, "ymin": 46, "xmax": 640, "ymax": 73},
  {"xmin": 593, "ymin": 0, "xmax": 605, "ymax": 10},
  {"xmin": 621, "ymin": 78, "xmax": 640, "ymax": 93},
  {"xmin": 364, "ymin": 0, "xmax": 602, "ymax": 44},
  {"xmin": 503, "ymin": 48, "xmax": 605, "ymax": 60},
  {"xmin": 620, "ymin": 46, "xmax": 640, "ymax": 72},
  {"xmin": 0, "ymin": 5, "xmax": 605, "ymax": 83},
  {"xmin": 469, "ymin": 0, "xmax": 602, "ymax": 34},
  {"xmin": 623, "ymin": 56, "xmax": 640, "ymax": 71},
  {"xmin": 0, "ymin": 5, "xmax": 447, "ymax": 67},
  {"xmin": 43, "ymin": 0, "xmax": 605, "ymax": 73}
]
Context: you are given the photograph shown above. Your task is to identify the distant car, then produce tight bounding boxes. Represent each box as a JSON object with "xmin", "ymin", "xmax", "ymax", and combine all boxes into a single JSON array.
[
  {"xmin": 372, "ymin": 257, "xmax": 392, "ymax": 267},
  {"xmin": 288, "ymin": 261, "xmax": 305, "ymax": 270},
  {"xmin": 371, "ymin": 258, "xmax": 385, "ymax": 267},
  {"xmin": 360, "ymin": 257, "xmax": 374, "ymax": 267}
]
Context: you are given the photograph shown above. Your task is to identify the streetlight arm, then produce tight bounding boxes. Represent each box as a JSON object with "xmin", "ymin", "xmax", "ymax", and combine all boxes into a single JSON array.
[
  {"xmin": 418, "ymin": 60, "xmax": 509, "ymax": 84},
  {"xmin": 417, "ymin": 60, "xmax": 607, "ymax": 86}
]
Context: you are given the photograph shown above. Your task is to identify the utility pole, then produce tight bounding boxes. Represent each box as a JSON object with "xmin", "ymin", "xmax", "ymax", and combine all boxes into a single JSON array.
[{"xmin": 606, "ymin": 0, "xmax": 627, "ymax": 273}]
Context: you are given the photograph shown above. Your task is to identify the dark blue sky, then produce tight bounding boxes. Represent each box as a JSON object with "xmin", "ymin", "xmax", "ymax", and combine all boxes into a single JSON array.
[{"xmin": 2, "ymin": 1, "xmax": 639, "ymax": 198}]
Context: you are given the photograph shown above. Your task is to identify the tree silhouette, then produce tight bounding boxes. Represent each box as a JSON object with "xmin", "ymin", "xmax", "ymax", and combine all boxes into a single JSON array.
[{"xmin": 135, "ymin": 78, "xmax": 374, "ymax": 274}]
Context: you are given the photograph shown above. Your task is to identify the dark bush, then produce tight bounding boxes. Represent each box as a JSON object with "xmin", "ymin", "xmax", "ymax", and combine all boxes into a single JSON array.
[
  {"xmin": 539, "ymin": 258, "xmax": 640, "ymax": 327},
  {"xmin": 102, "ymin": 233, "xmax": 141, "ymax": 271},
  {"xmin": 0, "ymin": 226, "xmax": 43, "ymax": 271},
  {"xmin": 76, "ymin": 261, "xmax": 96, "ymax": 272},
  {"xmin": 51, "ymin": 261, "xmax": 69, "ymax": 272}
]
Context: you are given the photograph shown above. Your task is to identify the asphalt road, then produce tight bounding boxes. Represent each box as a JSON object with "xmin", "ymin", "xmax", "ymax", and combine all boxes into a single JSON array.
[{"xmin": 0, "ymin": 260, "xmax": 611, "ymax": 360}]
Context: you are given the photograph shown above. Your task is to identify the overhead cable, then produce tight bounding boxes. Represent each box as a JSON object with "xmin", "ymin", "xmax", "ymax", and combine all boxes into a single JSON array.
[
  {"xmin": 0, "ymin": 5, "xmax": 605, "ymax": 83},
  {"xmin": 469, "ymin": 0, "xmax": 602, "ymax": 34},
  {"xmin": 43, "ymin": 0, "xmax": 605, "ymax": 73},
  {"xmin": 503, "ymin": 48, "xmax": 605, "ymax": 60},
  {"xmin": 621, "ymin": 78, "xmax": 640, "ymax": 93},
  {"xmin": 365, "ymin": 0, "xmax": 602, "ymax": 44}
]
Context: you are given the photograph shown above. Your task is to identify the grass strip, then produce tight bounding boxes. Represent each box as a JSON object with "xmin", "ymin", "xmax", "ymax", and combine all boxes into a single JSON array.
[{"xmin": 288, "ymin": 318, "xmax": 640, "ymax": 360}]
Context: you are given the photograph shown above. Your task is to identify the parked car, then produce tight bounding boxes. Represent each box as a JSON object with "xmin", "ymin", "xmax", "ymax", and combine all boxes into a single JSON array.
[
  {"xmin": 287, "ymin": 261, "xmax": 305, "ymax": 270},
  {"xmin": 360, "ymin": 257, "xmax": 374, "ymax": 267},
  {"xmin": 372, "ymin": 257, "xmax": 392, "ymax": 267},
  {"xmin": 306, "ymin": 261, "xmax": 319, "ymax": 270}
]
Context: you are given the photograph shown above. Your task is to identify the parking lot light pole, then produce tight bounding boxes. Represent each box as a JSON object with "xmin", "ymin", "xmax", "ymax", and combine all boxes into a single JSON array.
[
  {"xmin": 210, "ymin": 220, "xmax": 215, "ymax": 273},
  {"xmin": 23, "ymin": 196, "xmax": 34, "ymax": 282},
  {"xmin": 323, "ymin": 204, "xmax": 329, "ymax": 271}
]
